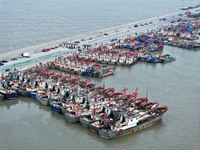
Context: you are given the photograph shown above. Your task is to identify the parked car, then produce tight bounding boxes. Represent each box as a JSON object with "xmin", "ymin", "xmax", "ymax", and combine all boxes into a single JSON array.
[
  {"xmin": 1, "ymin": 60, "xmax": 8, "ymax": 63},
  {"xmin": 41, "ymin": 49, "xmax": 47, "ymax": 52},
  {"xmin": 43, "ymin": 48, "xmax": 51, "ymax": 51},
  {"xmin": 110, "ymin": 38, "xmax": 117, "ymax": 42},
  {"xmin": 11, "ymin": 57, "xmax": 18, "ymax": 61}
]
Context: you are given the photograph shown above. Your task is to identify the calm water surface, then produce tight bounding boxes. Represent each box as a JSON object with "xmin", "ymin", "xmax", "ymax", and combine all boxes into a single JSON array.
[{"xmin": 0, "ymin": 0, "xmax": 200, "ymax": 150}]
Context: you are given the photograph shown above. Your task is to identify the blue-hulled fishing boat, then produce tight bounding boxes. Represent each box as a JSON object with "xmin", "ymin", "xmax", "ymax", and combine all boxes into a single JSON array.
[
  {"xmin": 28, "ymin": 92, "xmax": 37, "ymax": 99},
  {"xmin": 0, "ymin": 90, "xmax": 18, "ymax": 100},
  {"xmin": 26, "ymin": 87, "xmax": 38, "ymax": 99},
  {"xmin": 50, "ymin": 102, "xmax": 63, "ymax": 114},
  {"xmin": 146, "ymin": 57, "xmax": 161, "ymax": 63}
]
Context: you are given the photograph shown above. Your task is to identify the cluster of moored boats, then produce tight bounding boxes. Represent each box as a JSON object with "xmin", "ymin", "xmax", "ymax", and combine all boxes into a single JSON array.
[
  {"xmin": 152, "ymin": 19, "xmax": 200, "ymax": 49},
  {"xmin": 61, "ymin": 36, "xmax": 176, "ymax": 64},
  {"xmin": 0, "ymin": 66, "xmax": 168, "ymax": 139},
  {"xmin": 47, "ymin": 57, "xmax": 115, "ymax": 78},
  {"xmin": 2, "ymin": 13, "xmax": 199, "ymax": 140}
]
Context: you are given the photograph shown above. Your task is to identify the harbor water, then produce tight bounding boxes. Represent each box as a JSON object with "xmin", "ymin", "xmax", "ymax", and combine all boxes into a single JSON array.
[{"xmin": 0, "ymin": 0, "xmax": 200, "ymax": 150}]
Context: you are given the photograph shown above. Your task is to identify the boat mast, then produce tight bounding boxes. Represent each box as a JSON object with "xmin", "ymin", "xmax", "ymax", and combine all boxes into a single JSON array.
[
  {"xmin": 69, "ymin": 69, "xmax": 72, "ymax": 89},
  {"xmin": 109, "ymin": 96, "xmax": 111, "ymax": 107},
  {"xmin": 122, "ymin": 87, "xmax": 128, "ymax": 99},
  {"xmin": 135, "ymin": 87, "xmax": 138, "ymax": 105},
  {"xmin": 146, "ymin": 88, "xmax": 148, "ymax": 110}
]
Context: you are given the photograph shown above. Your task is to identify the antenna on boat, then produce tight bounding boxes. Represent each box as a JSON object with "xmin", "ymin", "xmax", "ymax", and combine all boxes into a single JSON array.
[
  {"xmin": 155, "ymin": 100, "xmax": 158, "ymax": 112},
  {"xmin": 135, "ymin": 87, "xmax": 138, "ymax": 104},
  {"xmin": 109, "ymin": 96, "xmax": 111, "ymax": 107},
  {"xmin": 118, "ymin": 104, "xmax": 120, "ymax": 112},
  {"xmin": 69, "ymin": 69, "xmax": 72, "ymax": 89},
  {"xmin": 122, "ymin": 87, "xmax": 128, "ymax": 99}
]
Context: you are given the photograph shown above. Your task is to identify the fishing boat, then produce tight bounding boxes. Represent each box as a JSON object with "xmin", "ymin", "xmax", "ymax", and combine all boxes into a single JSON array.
[
  {"xmin": 160, "ymin": 54, "xmax": 176, "ymax": 63},
  {"xmin": 89, "ymin": 117, "xmax": 110, "ymax": 133},
  {"xmin": 65, "ymin": 109, "xmax": 80, "ymax": 123},
  {"xmin": 26, "ymin": 86, "xmax": 38, "ymax": 99},
  {"xmin": 0, "ymin": 89, "xmax": 18, "ymax": 100},
  {"xmin": 146, "ymin": 56, "xmax": 161, "ymax": 63},
  {"xmin": 102, "ymin": 55, "xmax": 110, "ymax": 64},
  {"xmin": 65, "ymin": 95, "xmax": 89, "ymax": 123},
  {"xmin": 36, "ymin": 93, "xmax": 49, "ymax": 106},
  {"xmin": 28, "ymin": 91, "xmax": 37, "ymax": 99},
  {"xmin": 95, "ymin": 67, "xmax": 115, "ymax": 78},
  {"xmin": 125, "ymin": 57, "xmax": 134, "ymax": 65},
  {"xmin": 117, "ymin": 55, "xmax": 126, "ymax": 65},
  {"xmin": 89, "ymin": 104, "xmax": 118, "ymax": 133},
  {"xmin": 97, "ymin": 55, "xmax": 104, "ymax": 63},
  {"xmin": 50, "ymin": 101, "xmax": 63, "ymax": 114},
  {"xmin": 79, "ymin": 115, "xmax": 95, "ymax": 127},
  {"xmin": 18, "ymin": 89, "xmax": 29, "ymax": 96},
  {"xmin": 108, "ymin": 56, "xmax": 118, "ymax": 65},
  {"xmin": 98, "ymin": 106, "xmax": 168, "ymax": 139}
]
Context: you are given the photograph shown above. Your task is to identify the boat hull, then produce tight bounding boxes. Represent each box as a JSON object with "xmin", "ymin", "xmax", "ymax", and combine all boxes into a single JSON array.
[
  {"xmin": 28, "ymin": 92, "xmax": 37, "ymax": 99},
  {"xmin": 38, "ymin": 98, "xmax": 49, "ymax": 106},
  {"xmin": 98, "ymin": 115, "xmax": 162, "ymax": 139},
  {"xmin": 89, "ymin": 123, "xmax": 106, "ymax": 133},
  {"xmin": 50, "ymin": 105, "xmax": 62, "ymax": 114},
  {"xmin": 65, "ymin": 113, "xmax": 79, "ymax": 123},
  {"xmin": 4, "ymin": 92, "xmax": 18, "ymax": 100},
  {"xmin": 62, "ymin": 107, "xmax": 69, "ymax": 114},
  {"xmin": 79, "ymin": 117, "xmax": 94, "ymax": 128}
]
